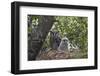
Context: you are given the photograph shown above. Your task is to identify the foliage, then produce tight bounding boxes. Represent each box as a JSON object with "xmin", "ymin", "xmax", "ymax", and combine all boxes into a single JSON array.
[
  {"xmin": 53, "ymin": 16, "xmax": 88, "ymax": 50},
  {"xmin": 44, "ymin": 16, "xmax": 87, "ymax": 51}
]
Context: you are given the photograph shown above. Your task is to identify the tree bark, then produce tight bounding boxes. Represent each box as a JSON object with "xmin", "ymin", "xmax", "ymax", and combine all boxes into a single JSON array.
[{"xmin": 28, "ymin": 16, "xmax": 54, "ymax": 60}]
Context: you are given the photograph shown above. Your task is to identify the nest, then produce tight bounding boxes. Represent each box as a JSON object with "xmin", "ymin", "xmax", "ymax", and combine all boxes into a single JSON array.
[{"xmin": 36, "ymin": 49, "xmax": 70, "ymax": 60}]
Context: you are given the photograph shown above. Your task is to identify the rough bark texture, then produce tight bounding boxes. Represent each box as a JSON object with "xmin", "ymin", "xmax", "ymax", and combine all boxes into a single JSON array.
[
  {"xmin": 28, "ymin": 16, "xmax": 54, "ymax": 60},
  {"xmin": 36, "ymin": 50, "xmax": 70, "ymax": 60}
]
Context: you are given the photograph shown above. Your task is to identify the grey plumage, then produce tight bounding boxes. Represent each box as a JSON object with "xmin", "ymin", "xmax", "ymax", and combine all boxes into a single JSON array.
[
  {"xmin": 50, "ymin": 31, "xmax": 61, "ymax": 50},
  {"xmin": 58, "ymin": 37, "xmax": 69, "ymax": 51}
]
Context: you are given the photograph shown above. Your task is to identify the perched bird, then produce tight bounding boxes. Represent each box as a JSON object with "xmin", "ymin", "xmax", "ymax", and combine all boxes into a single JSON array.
[
  {"xmin": 58, "ymin": 37, "xmax": 69, "ymax": 52},
  {"xmin": 50, "ymin": 31, "xmax": 61, "ymax": 50}
]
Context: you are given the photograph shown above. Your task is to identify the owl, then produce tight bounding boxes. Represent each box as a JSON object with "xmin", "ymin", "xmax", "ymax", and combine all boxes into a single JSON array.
[
  {"xmin": 50, "ymin": 31, "xmax": 61, "ymax": 50},
  {"xmin": 58, "ymin": 37, "xmax": 69, "ymax": 52}
]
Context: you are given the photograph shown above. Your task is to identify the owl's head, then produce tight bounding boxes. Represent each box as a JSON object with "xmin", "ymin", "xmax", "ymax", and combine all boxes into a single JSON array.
[{"xmin": 61, "ymin": 37, "xmax": 69, "ymax": 43}]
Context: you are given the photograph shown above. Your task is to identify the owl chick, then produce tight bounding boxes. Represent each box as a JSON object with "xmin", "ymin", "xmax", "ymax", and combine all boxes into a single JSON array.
[{"xmin": 58, "ymin": 37, "xmax": 69, "ymax": 52}]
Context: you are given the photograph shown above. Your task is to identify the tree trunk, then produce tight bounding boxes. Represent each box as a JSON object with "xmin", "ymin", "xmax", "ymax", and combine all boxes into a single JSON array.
[{"xmin": 28, "ymin": 16, "xmax": 54, "ymax": 60}]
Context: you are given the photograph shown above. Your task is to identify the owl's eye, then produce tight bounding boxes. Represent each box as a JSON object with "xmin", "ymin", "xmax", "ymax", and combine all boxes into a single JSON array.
[{"xmin": 63, "ymin": 39, "xmax": 67, "ymax": 42}]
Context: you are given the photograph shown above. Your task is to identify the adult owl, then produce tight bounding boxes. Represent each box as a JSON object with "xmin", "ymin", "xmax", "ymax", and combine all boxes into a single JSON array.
[{"xmin": 50, "ymin": 31, "xmax": 61, "ymax": 50}]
